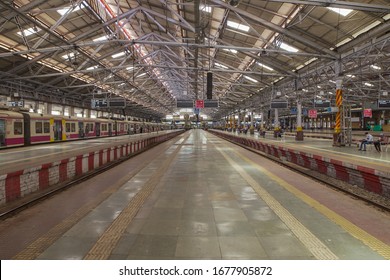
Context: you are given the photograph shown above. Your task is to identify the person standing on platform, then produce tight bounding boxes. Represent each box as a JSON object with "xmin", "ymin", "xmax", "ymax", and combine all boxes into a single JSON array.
[
  {"xmin": 358, "ymin": 132, "xmax": 373, "ymax": 151},
  {"xmin": 374, "ymin": 133, "xmax": 386, "ymax": 152}
]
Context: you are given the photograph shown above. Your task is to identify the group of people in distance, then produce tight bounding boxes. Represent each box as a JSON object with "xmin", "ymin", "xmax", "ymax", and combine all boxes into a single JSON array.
[{"xmin": 358, "ymin": 132, "xmax": 387, "ymax": 152}]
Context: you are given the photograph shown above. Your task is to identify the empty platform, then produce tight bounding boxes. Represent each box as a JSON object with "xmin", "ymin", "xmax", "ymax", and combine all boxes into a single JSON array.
[{"xmin": 0, "ymin": 129, "xmax": 389, "ymax": 260}]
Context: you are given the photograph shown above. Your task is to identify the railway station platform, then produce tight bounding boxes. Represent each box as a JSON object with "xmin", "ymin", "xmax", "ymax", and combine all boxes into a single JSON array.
[
  {"xmin": 209, "ymin": 129, "xmax": 390, "ymax": 204},
  {"xmin": 0, "ymin": 129, "xmax": 389, "ymax": 261}
]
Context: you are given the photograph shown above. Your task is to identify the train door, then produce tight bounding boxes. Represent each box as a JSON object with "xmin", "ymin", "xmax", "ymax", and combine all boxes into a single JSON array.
[
  {"xmin": 53, "ymin": 120, "xmax": 62, "ymax": 141},
  {"xmin": 79, "ymin": 122, "xmax": 85, "ymax": 138},
  {"xmin": 96, "ymin": 122, "xmax": 101, "ymax": 137},
  {"xmin": 108, "ymin": 123, "xmax": 112, "ymax": 136},
  {"xmin": 0, "ymin": 119, "xmax": 5, "ymax": 146}
]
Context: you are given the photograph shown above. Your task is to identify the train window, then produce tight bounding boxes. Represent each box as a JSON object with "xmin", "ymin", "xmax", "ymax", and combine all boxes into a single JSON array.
[
  {"xmin": 71, "ymin": 123, "xmax": 76, "ymax": 132},
  {"xmin": 66, "ymin": 123, "xmax": 71, "ymax": 133},
  {"xmin": 44, "ymin": 122, "xmax": 50, "ymax": 133},
  {"xmin": 14, "ymin": 121, "xmax": 23, "ymax": 135},
  {"xmin": 35, "ymin": 122, "xmax": 43, "ymax": 134},
  {"xmin": 102, "ymin": 124, "xmax": 107, "ymax": 131}
]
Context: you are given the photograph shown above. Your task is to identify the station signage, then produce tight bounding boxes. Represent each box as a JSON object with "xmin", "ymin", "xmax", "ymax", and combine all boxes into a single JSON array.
[
  {"xmin": 314, "ymin": 100, "xmax": 330, "ymax": 108},
  {"xmin": 195, "ymin": 100, "xmax": 204, "ymax": 108},
  {"xmin": 270, "ymin": 101, "xmax": 288, "ymax": 109},
  {"xmin": 378, "ymin": 100, "xmax": 390, "ymax": 108},
  {"xmin": 7, "ymin": 100, "xmax": 24, "ymax": 107},
  {"xmin": 308, "ymin": 109, "xmax": 317, "ymax": 118},
  {"xmin": 91, "ymin": 99, "xmax": 108, "ymax": 108},
  {"xmin": 204, "ymin": 100, "xmax": 219, "ymax": 108},
  {"xmin": 108, "ymin": 99, "xmax": 126, "ymax": 107},
  {"xmin": 363, "ymin": 108, "xmax": 372, "ymax": 118},
  {"xmin": 176, "ymin": 100, "xmax": 194, "ymax": 108}
]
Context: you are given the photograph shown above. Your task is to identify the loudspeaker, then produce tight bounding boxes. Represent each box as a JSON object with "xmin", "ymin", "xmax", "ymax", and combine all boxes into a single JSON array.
[{"xmin": 206, "ymin": 72, "xmax": 212, "ymax": 99}]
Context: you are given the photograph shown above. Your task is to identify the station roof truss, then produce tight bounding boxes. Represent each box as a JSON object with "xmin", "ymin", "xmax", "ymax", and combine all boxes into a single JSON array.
[{"xmin": 0, "ymin": 0, "xmax": 389, "ymax": 120}]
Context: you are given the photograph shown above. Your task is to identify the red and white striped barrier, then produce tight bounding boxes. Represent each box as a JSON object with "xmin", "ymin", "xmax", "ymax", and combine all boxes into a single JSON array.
[
  {"xmin": 0, "ymin": 131, "xmax": 183, "ymax": 206},
  {"xmin": 210, "ymin": 130, "xmax": 390, "ymax": 199}
]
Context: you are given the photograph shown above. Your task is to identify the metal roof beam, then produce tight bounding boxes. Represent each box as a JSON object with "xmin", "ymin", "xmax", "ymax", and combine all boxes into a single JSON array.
[{"xmin": 209, "ymin": 0, "xmax": 339, "ymax": 58}]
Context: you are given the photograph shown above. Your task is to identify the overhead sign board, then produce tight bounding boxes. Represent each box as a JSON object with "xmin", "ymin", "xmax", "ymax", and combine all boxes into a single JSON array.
[
  {"xmin": 270, "ymin": 101, "xmax": 288, "ymax": 109},
  {"xmin": 204, "ymin": 100, "xmax": 219, "ymax": 108},
  {"xmin": 378, "ymin": 100, "xmax": 390, "ymax": 108},
  {"xmin": 109, "ymin": 99, "xmax": 126, "ymax": 107},
  {"xmin": 363, "ymin": 108, "xmax": 372, "ymax": 117},
  {"xmin": 195, "ymin": 100, "xmax": 204, "ymax": 108},
  {"xmin": 308, "ymin": 109, "xmax": 317, "ymax": 118},
  {"xmin": 91, "ymin": 99, "xmax": 108, "ymax": 108},
  {"xmin": 7, "ymin": 100, "xmax": 24, "ymax": 107},
  {"xmin": 314, "ymin": 100, "xmax": 331, "ymax": 108},
  {"xmin": 176, "ymin": 100, "xmax": 194, "ymax": 108}
]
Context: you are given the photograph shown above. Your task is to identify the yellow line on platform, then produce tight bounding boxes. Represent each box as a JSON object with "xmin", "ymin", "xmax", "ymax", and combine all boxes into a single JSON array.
[
  {"xmin": 83, "ymin": 133, "xmax": 188, "ymax": 260},
  {"xmin": 216, "ymin": 146, "xmax": 339, "ymax": 260},
  {"xmin": 231, "ymin": 145, "xmax": 390, "ymax": 260}
]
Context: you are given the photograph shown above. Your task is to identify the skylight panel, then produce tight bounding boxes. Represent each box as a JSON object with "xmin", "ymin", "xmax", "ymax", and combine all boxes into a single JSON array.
[
  {"xmin": 256, "ymin": 62, "xmax": 274, "ymax": 71},
  {"xmin": 327, "ymin": 7, "xmax": 353, "ymax": 17},
  {"xmin": 61, "ymin": 52, "xmax": 77, "ymax": 60},
  {"xmin": 57, "ymin": 5, "xmax": 83, "ymax": 16},
  {"xmin": 112, "ymin": 52, "xmax": 126, "ymax": 58},
  {"xmin": 280, "ymin": 42, "xmax": 299, "ymax": 52},
  {"xmin": 244, "ymin": 76, "xmax": 258, "ymax": 83},
  {"xmin": 227, "ymin": 20, "xmax": 250, "ymax": 32},
  {"xmin": 17, "ymin": 27, "xmax": 40, "ymax": 37}
]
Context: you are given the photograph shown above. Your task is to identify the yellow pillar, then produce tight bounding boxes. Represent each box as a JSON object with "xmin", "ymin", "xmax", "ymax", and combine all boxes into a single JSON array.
[{"xmin": 333, "ymin": 79, "xmax": 343, "ymax": 145}]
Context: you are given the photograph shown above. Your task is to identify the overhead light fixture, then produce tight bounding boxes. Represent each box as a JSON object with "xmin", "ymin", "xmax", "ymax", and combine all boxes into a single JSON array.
[
  {"xmin": 227, "ymin": 20, "xmax": 249, "ymax": 32},
  {"xmin": 364, "ymin": 82, "xmax": 374, "ymax": 87},
  {"xmin": 86, "ymin": 65, "xmax": 98, "ymax": 70},
  {"xmin": 215, "ymin": 62, "xmax": 228, "ymax": 69},
  {"xmin": 256, "ymin": 62, "xmax": 274, "ymax": 71},
  {"xmin": 327, "ymin": 7, "xmax": 353, "ymax": 17},
  {"xmin": 280, "ymin": 42, "xmax": 299, "ymax": 52},
  {"xmin": 371, "ymin": 65, "xmax": 381, "ymax": 70},
  {"xmin": 244, "ymin": 76, "xmax": 258, "ymax": 83},
  {"xmin": 93, "ymin": 35, "xmax": 108, "ymax": 42},
  {"xmin": 112, "ymin": 52, "xmax": 126, "ymax": 58},
  {"xmin": 17, "ymin": 27, "xmax": 40, "ymax": 37},
  {"xmin": 137, "ymin": 73, "xmax": 147, "ymax": 77},
  {"xmin": 223, "ymin": 49, "xmax": 238, "ymax": 54}
]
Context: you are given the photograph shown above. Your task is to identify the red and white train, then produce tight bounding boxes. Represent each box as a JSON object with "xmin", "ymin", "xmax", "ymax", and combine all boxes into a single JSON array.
[{"xmin": 0, "ymin": 108, "xmax": 169, "ymax": 148}]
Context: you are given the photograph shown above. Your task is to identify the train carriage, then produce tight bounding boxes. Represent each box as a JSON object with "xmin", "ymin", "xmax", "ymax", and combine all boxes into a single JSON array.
[
  {"xmin": 1, "ymin": 107, "xmax": 170, "ymax": 149},
  {"xmin": 25, "ymin": 113, "xmax": 65, "ymax": 144},
  {"xmin": 0, "ymin": 110, "xmax": 24, "ymax": 148},
  {"xmin": 63, "ymin": 116, "xmax": 79, "ymax": 140}
]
